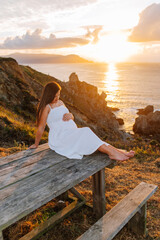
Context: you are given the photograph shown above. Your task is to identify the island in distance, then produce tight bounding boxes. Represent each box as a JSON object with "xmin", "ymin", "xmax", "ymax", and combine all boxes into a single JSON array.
[{"xmin": 6, "ymin": 53, "xmax": 94, "ymax": 64}]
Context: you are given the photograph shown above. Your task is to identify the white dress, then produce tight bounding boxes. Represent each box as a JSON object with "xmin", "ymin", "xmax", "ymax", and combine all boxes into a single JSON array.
[{"xmin": 47, "ymin": 104, "xmax": 109, "ymax": 159}]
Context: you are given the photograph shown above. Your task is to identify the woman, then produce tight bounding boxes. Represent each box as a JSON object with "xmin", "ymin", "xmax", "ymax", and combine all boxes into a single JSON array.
[{"xmin": 29, "ymin": 81, "xmax": 134, "ymax": 161}]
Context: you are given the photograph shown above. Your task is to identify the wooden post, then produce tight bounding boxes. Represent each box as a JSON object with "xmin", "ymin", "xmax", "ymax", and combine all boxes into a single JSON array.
[
  {"xmin": 92, "ymin": 168, "xmax": 106, "ymax": 219},
  {"xmin": 0, "ymin": 231, "xmax": 4, "ymax": 240},
  {"xmin": 128, "ymin": 203, "xmax": 147, "ymax": 236}
]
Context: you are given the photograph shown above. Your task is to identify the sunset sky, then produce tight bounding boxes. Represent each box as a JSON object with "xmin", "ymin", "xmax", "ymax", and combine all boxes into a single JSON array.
[{"xmin": 1, "ymin": 0, "xmax": 160, "ymax": 62}]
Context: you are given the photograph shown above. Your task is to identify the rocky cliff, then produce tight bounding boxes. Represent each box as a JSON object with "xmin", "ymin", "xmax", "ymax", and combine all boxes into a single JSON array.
[
  {"xmin": 133, "ymin": 105, "xmax": 160, "ymax": 137},
  {"xmin": 0, "ymin": 57, "xmax": 41, "ymax": 118},
  {"xmin": 0, "ymin": 57, "xmax": 125, "ymax": 147}
]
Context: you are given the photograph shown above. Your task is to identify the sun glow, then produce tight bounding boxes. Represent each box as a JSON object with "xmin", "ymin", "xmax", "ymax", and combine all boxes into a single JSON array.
[{"xmin": 95, "ymin": 32, "xmax": 138, "ymax": 63}]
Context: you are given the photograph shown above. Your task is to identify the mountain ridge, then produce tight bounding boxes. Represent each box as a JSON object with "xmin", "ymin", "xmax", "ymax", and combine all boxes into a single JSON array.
[{"xmin": 5, "ymin": 53, "xmax": 94, "ymax": 64}]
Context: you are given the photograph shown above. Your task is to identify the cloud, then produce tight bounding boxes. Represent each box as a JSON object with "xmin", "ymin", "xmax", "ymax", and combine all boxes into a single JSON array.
[
  {"xmin": 128, "ymin": 43, "xmax": 160, "ymax": 62},
  {"xmin": 84, "ymin": 25, "xmax": 103, "ymax": 44},
  {"xmin": 129, "ymin": 3, "xmax": 160, "ymax": 42},
  {"xmin": 0, "ymin": 29, "xmax": 90, "ymax": 49},
  {"xmin": 0, "ymin": 0, "xmax": 98, "ymax": 21}
]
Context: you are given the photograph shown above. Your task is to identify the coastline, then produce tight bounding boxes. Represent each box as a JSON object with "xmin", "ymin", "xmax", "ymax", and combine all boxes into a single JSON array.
[{"xmin": 28, "ymin": 62, "xmax": 160, "ymax": 133}]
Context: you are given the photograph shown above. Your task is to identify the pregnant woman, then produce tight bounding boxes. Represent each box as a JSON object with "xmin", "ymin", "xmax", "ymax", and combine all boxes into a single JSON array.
[{"xmin": 29, "ymin": 81, "xmax": 134, "ymax": 161}]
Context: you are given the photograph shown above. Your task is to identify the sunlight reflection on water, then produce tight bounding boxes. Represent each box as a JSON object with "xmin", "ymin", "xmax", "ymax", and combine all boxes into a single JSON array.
[
  {"xmin": 102, "ymin": 63, "xmax": 134, "ymax": 132},
  {"xmin": 103, "ymin": 63, "xmax": 119, "ymax": 102}
]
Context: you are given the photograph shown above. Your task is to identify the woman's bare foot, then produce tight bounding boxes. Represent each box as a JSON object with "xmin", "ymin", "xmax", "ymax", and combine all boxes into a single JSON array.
[
  {"xmin": 98, "ymin": 145, "xmax": 129, "ymax": 161},
  {"xmin": 108, "ymin": 151, "xmax": 129, "ymax": 161},
  {"xmin": 106, "ymin": 145, "xmax": 134, "ymax": 159},
  {"xmin": 118, "ymin": 149, "xmax": 135, "ymax": 158}
]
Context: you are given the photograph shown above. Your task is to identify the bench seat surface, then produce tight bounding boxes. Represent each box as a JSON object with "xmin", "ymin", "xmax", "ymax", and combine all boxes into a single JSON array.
[
  {"xmin": 0, "ymin": 143, "xmax": 111, "ymax": 231},
  {"xmin": 77, "ymin": 182, "xmax": 158, "ymax": 240}
]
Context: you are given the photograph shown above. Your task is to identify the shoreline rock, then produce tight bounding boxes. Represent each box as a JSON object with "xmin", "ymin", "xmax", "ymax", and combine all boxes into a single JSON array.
[
  {"xmin": 62, "ymin": 72, "xmax": 124, "ymax": 140},
  {"xmin": 116, "ymin": 118, "xmax": 124, "ymax": 125},
  {"xmin": 137, "ymin": 105, "xmax": 154, "ymax": 115},
  {"xmin": 133, "ymin": 105, "xmax": 160, "ymax": 137}
]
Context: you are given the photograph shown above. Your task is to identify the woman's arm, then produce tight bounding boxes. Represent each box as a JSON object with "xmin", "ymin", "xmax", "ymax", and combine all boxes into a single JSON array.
[{"xmin": 29, "ymin": 106, "xmax": 50, "ymax": 149}]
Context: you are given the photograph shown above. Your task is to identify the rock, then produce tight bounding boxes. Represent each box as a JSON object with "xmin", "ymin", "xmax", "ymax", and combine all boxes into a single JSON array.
[
  {"xmin": 137, "ymin": 105, "xmax": 154, "ymax": 115},
  {"xmin": 110, "ymin": 107, "xmax": 120, "ymax": 112},
  {"xmin": 116, "ymin": 118, "xmax": 124, "ymax": 125},
  {"xmin": 100, "ymin": 91, "xmax": 107, "ymax": 100},
  {"xmin": 64, "ymin": 72, "xmax": 122, "ymax": 140},
  {"xmin": 133, "ymin": 110, "xmax": 160, "ymax": 136},
  {"xmin": 0, "ymin": 58, "xmax": 40, "ymax": 117},
  {"xmin": 69, "ymin": 72, "xmax": 79, "ymax": 83},
  {"xmin": 133, "ymin": 115, "xmax": 148, "ymax": 134}
]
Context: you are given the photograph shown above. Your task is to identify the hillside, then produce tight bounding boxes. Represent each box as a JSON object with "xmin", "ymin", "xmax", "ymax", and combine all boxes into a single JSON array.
[{"xmin": 0, "ymin": 57, "xmax": 124, "ymax": 153}]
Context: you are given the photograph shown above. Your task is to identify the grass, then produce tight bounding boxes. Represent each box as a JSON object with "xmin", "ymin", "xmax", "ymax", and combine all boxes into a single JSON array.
[
  {"xmin": 0, "ymin": 105, "xmax": 48, "ymax": 155},
  {"xmin": 21, "ymin": 65, "xmax": 58, "ymax": 86}
]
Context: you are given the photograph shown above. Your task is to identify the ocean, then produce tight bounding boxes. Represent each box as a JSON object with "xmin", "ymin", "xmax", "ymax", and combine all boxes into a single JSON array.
[{"xmin": 29, "ymin": 62, "xmax": 160, "ymax": 133}]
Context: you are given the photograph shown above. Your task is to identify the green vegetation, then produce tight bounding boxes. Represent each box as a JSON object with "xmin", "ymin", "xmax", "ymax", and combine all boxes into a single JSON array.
[
  {"xmin": 0, "ymin": 106, "xmax": 48, "ymax": 156},
  {"xmin": 21, "ymin": 65, "xmax": 58, "ymax": 86}
]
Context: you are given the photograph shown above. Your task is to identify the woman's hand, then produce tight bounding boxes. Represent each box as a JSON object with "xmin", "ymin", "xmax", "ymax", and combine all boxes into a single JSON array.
[
  {"xmin": 63, "ymin": 113, "xmax": 74, "ymax": 121},
  {"xmin": 29, "ymin": 144, "xmax": 38, "ymax": 149}
]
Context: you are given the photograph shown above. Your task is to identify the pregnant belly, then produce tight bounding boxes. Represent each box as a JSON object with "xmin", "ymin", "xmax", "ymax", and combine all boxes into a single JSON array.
[
  {"xmin": 49, "ymin": 119, "xmax": 77, "ymax": 134},
  {"xmin": 62, "ymin": 119, "xmax": 77, "ymax": 129}
]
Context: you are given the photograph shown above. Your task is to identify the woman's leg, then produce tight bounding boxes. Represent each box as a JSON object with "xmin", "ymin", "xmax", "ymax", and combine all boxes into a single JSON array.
[{"xmin": 98, "ymin": 144, "xmax": 131, "ymax": 161}]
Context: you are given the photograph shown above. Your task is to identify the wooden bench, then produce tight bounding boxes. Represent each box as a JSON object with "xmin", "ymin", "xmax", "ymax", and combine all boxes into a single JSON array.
[
  {"xmin": 0, "ymin": 143, "xmax": 113, "ymax": 240},
  {"xmin": 77, "ymin": 182, "xmax": 158, "ymax": 240}
]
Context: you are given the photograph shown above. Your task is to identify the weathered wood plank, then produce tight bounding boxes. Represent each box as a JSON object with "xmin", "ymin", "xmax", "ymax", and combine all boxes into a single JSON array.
[
  {"xmin": 0, "ymin": 150, "xmax": 66, "ymax": 189},
  {"xmin": 92, "ymin": 168, "xmax": 106, "ymax": 219},
  {"xmin": 0, "ymin": 152, "xmax": 112, "ymax": 231},
  {"xmin": 0, "ymin": 149, "xmax": 52, "ymax": 176},
  {"xmin": 77, "ymin": 182, "xmax": 158, "ymax": 240},
  {"xmin": 0, "ymin": 143, "xmax": 49, "ymax": 167}
]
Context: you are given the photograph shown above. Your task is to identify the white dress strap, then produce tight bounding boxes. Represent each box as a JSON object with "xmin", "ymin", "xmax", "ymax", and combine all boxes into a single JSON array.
[{"xmin": 48, "ymin": 104, "xmax": 52, "ymax": 110}]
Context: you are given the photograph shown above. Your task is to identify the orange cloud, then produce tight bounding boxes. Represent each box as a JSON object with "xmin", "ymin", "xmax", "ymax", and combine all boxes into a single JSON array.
[
  {"xmin": 129, "ymin": 3, "xmax": 160, "ymax": 42},
  {"xmin": 84, "ymin": 25, "xmax": 103, "ymax": 44},
  {"xmin": 0, "ymin": 29, "xmax": 90, "ymax": 49}
]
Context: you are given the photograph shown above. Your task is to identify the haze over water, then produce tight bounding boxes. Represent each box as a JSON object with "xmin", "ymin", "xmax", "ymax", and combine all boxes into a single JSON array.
[{"xmin": 29, "ymin": 62, "xmax": 160, "ymax": 133}]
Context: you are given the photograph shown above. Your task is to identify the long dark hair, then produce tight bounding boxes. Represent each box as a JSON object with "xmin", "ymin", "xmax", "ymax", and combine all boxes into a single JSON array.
[{"xmin": 36, "ymin": 81, "xmax": 61, "ymax": 126}]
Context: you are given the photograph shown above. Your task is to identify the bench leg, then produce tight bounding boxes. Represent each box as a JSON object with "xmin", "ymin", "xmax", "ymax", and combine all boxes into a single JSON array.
[
  {"xmin": 128, "ymin": 203, "xmax": 147, "ymax": 236},
  {"xmin": 0, "ymin": 231, "xmax": 4, "ymax": 240},
  {"xmin": 92, "ymin": 168, "xmax": 106, "ymax": 219}
]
